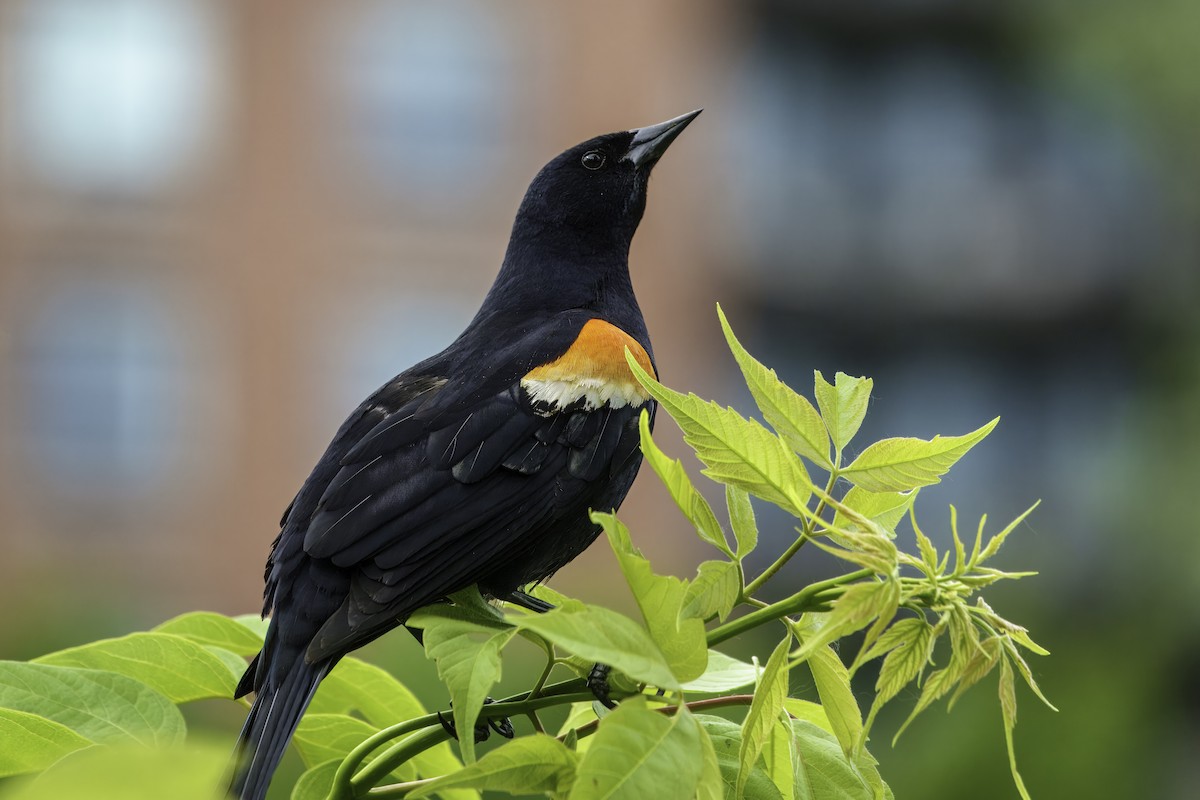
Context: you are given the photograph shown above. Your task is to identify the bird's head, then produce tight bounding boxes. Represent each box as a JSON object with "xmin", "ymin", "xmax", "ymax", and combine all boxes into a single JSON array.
[{"xmin": 513, "ymin": 110, "xmax": 702, "ymax": 250}]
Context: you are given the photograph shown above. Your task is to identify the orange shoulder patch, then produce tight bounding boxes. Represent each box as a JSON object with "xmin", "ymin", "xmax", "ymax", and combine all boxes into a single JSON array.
[{"xmin": 522, "ymin": 319, "xmax": 655, "ymax": 410}]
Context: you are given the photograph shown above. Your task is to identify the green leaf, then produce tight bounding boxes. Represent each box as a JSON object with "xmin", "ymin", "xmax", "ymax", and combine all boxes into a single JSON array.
[
  {"xmin": 6, "ymin": 741, "xmax": 230, "ymax": 800},
  {"xmin": 411, "ymin": 734, "xmax": 579, "ymax": 798},
  {"xmin": 1001, "ymin": 638, "xmax": 1058, "ymax": 711},
  {"xmin": 833, "ymin": 487, "xmax": 915, "ymax": 537},
  {"xmin": 841, "ymin": 418, "xmax": 999, "ymax": 493},
  {"xmin": 738, "ymin": 635, "xmax": 792, "ymax": 796},
  {"xmin": 292, "ymin": 713, "xmax": 382, "ymax": 770},
  {"xmin": 309, "ymin": 656, "xmax": 426, "ymax": 727},
  {"xmin": 910, "ymin": 513, "xmax": 939, "ymax": 575},
  {"xmin": 407, "ymin": 605, "xmax": 516, "ymax": 763},
  {"xmin": 627, "ymin": 354, "xmax": 812, "ymax": 515},
  {"xmin": 999, "ymin": 656, "xmax": 1032, "ymax": 800},
  {"xmin": 719, "ymin": 306, "xmax": 832, "ymax": 469},
  {"xmin": 152, "ymin": 611, "xmax": 264, "ymax": 657},
  {"xmin": 570, "ymin": 698, "xmax": 703, "ymax": 800},
  {"xmin": 638, "ymin": 411, "xmax": 731, "ymax": 555},
  {"xmin": 0, "ymin": 662, "xmax": 184, "ymax": 747},
  {"xmin": 696, "ymin": 723, "xmax": 726, "ymax": 800},
  {"xmin": 0, "ymin": 707, "xmax": 92, "ymax": 777},
  {"xmin": 556, "ymin": 702, "xmax": 599, "ymax": 755},
  {"xmin": 782, "ymin": 698, "xmax": 832, "ymax": 736},
  {"xmin": 862, "ymin": 618, "xmax": 933, "ymax": 739},
  {"xmin": 508, "ymin": 602, "xmax": 679, "ymax": 690},
  {"xmin": 763, "ymin": 716, "xmax": 797, "ymax": 800},
  {"xmin": 976, "ymin": 501, "xmax": 1041, "ymax": 566},
  {"xmin": 597, "ymin": 512, "xmax": 709, "ymax": 683},
  {"xmin": 793, "ymin": 583, "xmax": 895, "ymax": 662},
  {"xmin": 948, "ymin": 635, "xmax": 1003, "ymax": 710},
  {"xmin": 852, "ymin": 616, "xmax": 932, "ymax": 678},
  {"xmin": 682, "ymin": 650, "xmax": 759, "ymax": 694},
  {"xmin": 697, "ymin": 715, "xmax": 784, "ymax": 800},
  {"xmin": 727, "ymin": 485, "xmax": 759, "ymax": 558},
  {"xmin": 683, "ymin": 560, "xmax": 741, "ymax": 623},
  {"xmin": 813, "ymin": 371, "xmax": 872, "ymax": 454},
  {"xmin": 791, "ymin": 720, "xmax": 883, "ymax": 800},
  {"xmin": 806, "ymin": 644, "xmax": 863, "ymax": 761},
  {"xmin": 33, "ymin": 632, "xmax": 237, "ymax": 703},
  {"xmin": 291, "ymin": 759, "xmax": 341, "ymax": 800}
]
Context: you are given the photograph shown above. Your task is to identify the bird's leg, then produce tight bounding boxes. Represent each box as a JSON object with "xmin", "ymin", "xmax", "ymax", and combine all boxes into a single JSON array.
[
  {"xmin": 503, "ymin": 589, "xmax": 617, "ymax": 709},
  {"xmin": 587, "ymin": 663, "xmax": 617, "ymax": 709},
  {"xmin": 437, "ymin": 698, "xmax": 515, "ymax": 744},
  {"xmin": 504, "ymin": 589, "xmax": 555, "ymax": 614}
]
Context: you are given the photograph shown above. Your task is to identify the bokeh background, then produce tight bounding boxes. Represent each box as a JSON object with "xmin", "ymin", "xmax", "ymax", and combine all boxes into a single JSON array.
[{"xmin": 1, "ymin": 1, "xmax": 1198, "ymax": 797}]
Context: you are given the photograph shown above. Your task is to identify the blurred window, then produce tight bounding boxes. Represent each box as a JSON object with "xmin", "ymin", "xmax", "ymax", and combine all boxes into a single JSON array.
[
  {"xmin": 5, "ymin": 0, "xmax": 223, "ymax": 195},
  {"xmin": 328, "ymin": 0, "xmax": 519, "ymax": 204},
  {"xmin": 719, "ymin": 31, "xmax": 1160, "ymax": 316},
  {"xmin": 21, "ymin": 277, "xmax": 191, "ymax": 500}
]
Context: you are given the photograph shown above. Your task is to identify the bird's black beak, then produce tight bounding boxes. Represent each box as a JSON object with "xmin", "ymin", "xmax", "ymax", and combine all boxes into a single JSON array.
[{"xmin": 623, "ymin": 109, "xmax": 702, "ymax": 168}]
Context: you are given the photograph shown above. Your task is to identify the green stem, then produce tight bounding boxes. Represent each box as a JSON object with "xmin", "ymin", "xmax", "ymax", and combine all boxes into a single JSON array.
[
  {"xmin": 743, "ymin": 470, "xmax": 840, "ymax": 596},
  {"xmin": 330, "ymin": 715, "xmax": 442, "ymax": 800},
  {"xmin": 707, "ymin": 569, "xmax": 872, "ymax": 647},
  {"xmin": 351, "ymin": 691, "xmax": 597, "ymax": 791},
  {"xmin": 367, "ymin": 694, "xmax": 761, "ymax": 798},
  {"xmin": 564, "ymin": 693, "xmax": 757, "ymax": 741}
]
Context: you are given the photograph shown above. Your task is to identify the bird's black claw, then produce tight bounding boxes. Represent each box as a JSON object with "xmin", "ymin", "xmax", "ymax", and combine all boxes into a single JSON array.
[
  {"xmin": 438, "ymin": 698, "xmax": 514, "ymax": 744},
  {"xmin": 587, "ymin": 663, "xmax": 617, "ymax": 709}
]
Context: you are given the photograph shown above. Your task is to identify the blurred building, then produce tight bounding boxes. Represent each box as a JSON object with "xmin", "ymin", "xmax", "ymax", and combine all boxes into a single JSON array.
[
  {"xmin": 0, "ymin": 2, "xmax": 1196, "ymax": 797},
  {"xmin": 0, "ymin": 0, "xmax": 716, "ymax": 619}
]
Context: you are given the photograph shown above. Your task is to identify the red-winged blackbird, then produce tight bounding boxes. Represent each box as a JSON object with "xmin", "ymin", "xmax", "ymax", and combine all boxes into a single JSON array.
[{"xmin": 228, "ymin": 110, "xmax": 700, "ymax": 799}]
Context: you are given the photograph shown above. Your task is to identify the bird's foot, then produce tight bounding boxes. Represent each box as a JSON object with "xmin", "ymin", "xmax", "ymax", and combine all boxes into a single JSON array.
[
  {"xmin": 587, "ymin": 663, "xmax": 617, "ymax": 709},
  {"xmin": 437, "ymin": 698, "xmax": 515, "ymax": 744}
]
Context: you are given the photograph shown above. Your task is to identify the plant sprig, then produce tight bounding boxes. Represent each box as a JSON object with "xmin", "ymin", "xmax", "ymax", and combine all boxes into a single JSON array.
[{"xmin": 0, "ymin": 308, "xmax": 1052, "ymax": 800}]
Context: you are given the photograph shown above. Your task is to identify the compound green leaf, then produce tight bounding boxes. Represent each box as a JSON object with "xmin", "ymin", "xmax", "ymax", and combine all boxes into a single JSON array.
[
  {"xmin": 841, "ymin": 419, "xmax": 998, "ymax": 493},
  {"xmin": 727, "ymin": 486, "xmax": 759, "ymax": 558},
  {"xmin": 683, "ymin": 560, "xmax": 741, "ymax": 623},
  {"xmin": 597, "ymin": 512, "xmax": 708, "ymax": 683},
  {"xmin": 628, "ymin": 355, "xmax": 812, "ymax": 515},
  {"xmin": 813, "ymin": 372, "xmax": 872, "ymax": 454},
  {"xmin": 719, "ymin": 306, "xmax": 832, "ymax": 470},
  {"xmin": 833, "ymin": 488, "xmax": 915, "ymax": 537},
  {"xmin": 638, "ymin": 411, "xmax": 731, "ymax": 555}
]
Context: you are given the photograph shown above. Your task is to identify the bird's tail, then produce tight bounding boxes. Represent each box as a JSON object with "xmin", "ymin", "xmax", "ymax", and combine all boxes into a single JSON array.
[{"xmin": 227, "ymin": 656, "xmax": 330, "ymax": 800}]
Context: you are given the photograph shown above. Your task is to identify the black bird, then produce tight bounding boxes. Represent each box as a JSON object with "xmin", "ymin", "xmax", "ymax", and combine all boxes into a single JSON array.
[{"xmin": 228, "ymin": 110, "xmax": 700, "ymax": 800}]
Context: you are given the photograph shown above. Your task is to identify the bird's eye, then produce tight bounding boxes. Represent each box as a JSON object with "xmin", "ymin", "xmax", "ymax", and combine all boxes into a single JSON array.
[{"xmin": 581, "ymin": 151, "xmax": 605, "ymax": 170}]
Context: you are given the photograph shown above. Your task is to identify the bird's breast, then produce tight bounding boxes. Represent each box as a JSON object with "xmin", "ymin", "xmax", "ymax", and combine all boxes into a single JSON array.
[{"xmin": 522, "ymin": 319, "xmax": 654, "ymax": 412}]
